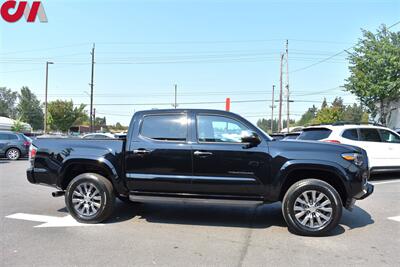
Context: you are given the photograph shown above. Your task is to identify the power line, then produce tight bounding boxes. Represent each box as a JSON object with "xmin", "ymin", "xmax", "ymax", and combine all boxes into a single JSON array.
[{"xmin": 290, "ymin": 20, "xmax": 400, "ymax": 74}]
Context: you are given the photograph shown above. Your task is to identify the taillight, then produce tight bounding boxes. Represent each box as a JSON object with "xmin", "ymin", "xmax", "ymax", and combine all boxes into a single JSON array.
[
  {"xmin": 23, "ymin": 141, "xmax": 31, "ymax": 147},
  {"xmin": 324, "ymin": 140, "xmax": 341, "ymax": 144},
  {"xmin": 29, "ymin": 145, "xmax": 37, "ymax": 160}
]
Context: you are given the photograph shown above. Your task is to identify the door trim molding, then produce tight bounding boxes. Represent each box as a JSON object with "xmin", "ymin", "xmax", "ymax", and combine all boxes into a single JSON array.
[{"xmin": 126, "ymin": 173, "xmax": 256, "ymax": 182}]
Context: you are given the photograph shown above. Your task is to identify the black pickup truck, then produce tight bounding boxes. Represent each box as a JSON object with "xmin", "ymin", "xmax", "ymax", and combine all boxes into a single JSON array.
[{"xmin": 27, "ymin": 109, "xmax": 373, "ymax": 236}]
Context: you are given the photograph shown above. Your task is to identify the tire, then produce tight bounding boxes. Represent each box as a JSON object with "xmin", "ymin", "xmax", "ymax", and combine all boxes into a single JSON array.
[
  {"xmin": 282, "ymin": 179, "xmax": 342, "ymax": 236},
  {"xmin": 6, "ymin": 148, "xmax": 20, "ymax": 160},
  {"xmin": 65, "ymin": 173, "xmax": 115, "ymax": 223}
]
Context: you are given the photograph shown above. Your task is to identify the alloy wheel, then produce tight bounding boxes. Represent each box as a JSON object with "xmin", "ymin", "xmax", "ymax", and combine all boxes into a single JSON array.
[
  {"xmin": 7, "ymin": 149, "xmax": 19, "ymax": 160},
  {"xmin": 72, "ymin": 182, "xmax": 102, "ymax": 217},
  {"xmin": 293, "ymin": 190, "xmax": 333, "ymax": 229}
]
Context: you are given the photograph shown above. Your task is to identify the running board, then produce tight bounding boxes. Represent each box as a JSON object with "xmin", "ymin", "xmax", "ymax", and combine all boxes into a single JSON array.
[{"xmin": 129, "ymin": 193, "xmax": 264, "ymax": 206}]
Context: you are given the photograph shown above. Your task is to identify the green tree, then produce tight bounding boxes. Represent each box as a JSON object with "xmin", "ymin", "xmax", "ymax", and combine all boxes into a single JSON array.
[
  {"xmin": 16, "ymin": 87, "xmax": 44, "ymax": 130},
  {"xmin": 297, "ymin": 105, "xmax": 318, "ymax": 126},
  {"xmin": 313, "ymin": 106, "xmax": 344, "ymax": 124},
  {"xmin": 47, "ymin": 100, "xmax": 87, "ymax": 132},
  {"xmin": 0, "ymin": 87, "xmax": 18, "ymax": 118},
  {"xmin": 343, "ymin": 103, "xmax": 369, "ymax": 123},
  {"xmin": 11, "ymin": 120, "xmax": 25, "ymax": 132},
  {"xmin": 321, "ymin": 98, "xmax": 328, "ymax": 109},
  {"xmin": 344, "ymin": 25, "xmax": 400, "ymax": 125}
]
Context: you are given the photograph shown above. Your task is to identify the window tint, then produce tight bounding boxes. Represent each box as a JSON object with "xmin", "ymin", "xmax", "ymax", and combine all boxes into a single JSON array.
[
  {"xmin": 197, "ymin": 115, "xmax": 251, "ymax": 143},
  {"xmin": 0, "ymin": 133, "xmax": 8, "ymax": 140},
  {"xmin": 379, "ymin": 129, "xmax": 400, "ymax": 143},
  {"xmin": 140, "ymin": 114, "xmax": 187, "ymax": 141},
  {"xmin": 359, "ymin": 129, "xmax": 381, "ymax": 142},
  {"xmin": 8, "ymin": 134, "xmax": 18, "ymax": 140},
  {"xmin": 297, "ymin": 128, "xmax": 332, "ymax": 140},
  {"xmin": 342, "ymin": 129, "xmax": 358, "ymax": 141}
]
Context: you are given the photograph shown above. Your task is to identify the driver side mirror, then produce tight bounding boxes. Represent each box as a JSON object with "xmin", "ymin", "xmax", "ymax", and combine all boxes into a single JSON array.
[{"xmin": 241, "ymin": 132, "xmax": 261, "ymax": 148}]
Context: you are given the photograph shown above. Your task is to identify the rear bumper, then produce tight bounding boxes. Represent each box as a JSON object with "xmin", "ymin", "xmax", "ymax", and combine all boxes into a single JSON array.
[{"xmin": 26, "ymin": 167, "xmax": 59, "ymax": 188}]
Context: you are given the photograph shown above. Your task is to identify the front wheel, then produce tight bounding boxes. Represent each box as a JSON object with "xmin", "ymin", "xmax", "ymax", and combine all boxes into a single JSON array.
[
  {"xmin": 65, "ymin": 173, "xmax": 115, "ymax": 223},
  {"xmin": 282, "ymin": 179, "xmax": 342, "ymax": 236}
]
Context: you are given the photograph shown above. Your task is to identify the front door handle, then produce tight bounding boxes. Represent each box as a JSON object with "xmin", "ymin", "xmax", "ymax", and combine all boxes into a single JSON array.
[
  {"xmin": 133, "ymin": 149, "xmax": 151, "ymax": 155},
  {"xmin": 194, "ymin": 151, "xmax": 213, "ymax": 157}
]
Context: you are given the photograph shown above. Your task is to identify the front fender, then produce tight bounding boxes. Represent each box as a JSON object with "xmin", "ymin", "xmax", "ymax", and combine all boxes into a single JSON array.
[{"xmin": 268, "ymin": 159, "xmax": 351, "ymax": 201}]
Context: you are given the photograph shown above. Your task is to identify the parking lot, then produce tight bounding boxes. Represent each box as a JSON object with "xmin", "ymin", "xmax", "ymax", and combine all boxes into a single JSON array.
[{"xmin": 0, "ymin": 160, "xmax": 399, "ymax": 266}]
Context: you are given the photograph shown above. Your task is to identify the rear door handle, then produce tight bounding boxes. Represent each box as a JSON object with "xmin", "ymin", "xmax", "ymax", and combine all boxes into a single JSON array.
[
  {"xmin": 133, "ymin": 149, "xmax": 151, "ymax": 155},
  {"xmin": 194, "ymin": 151, "xmax": 213, "ymax": 157}
]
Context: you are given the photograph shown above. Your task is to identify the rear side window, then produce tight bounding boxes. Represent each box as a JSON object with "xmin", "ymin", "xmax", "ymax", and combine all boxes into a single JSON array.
[
  {"xmin": 0, "ymin": 133, "xmax": 8, "ymax": 140},
  {"xmin": 140, "ymin": 114, "xmax": 187, "ymax": 141},
  {"xmin": 8, "ymin": 134, "xmax": 18, "ymax": 140},
  {"xmin": 0, "ymin": 133, "xmax": 18, "ymax": 140},
  {"xmin": 342, "ymin": 129, "xmax": 358, "ymax": 141},
  {"xmin": 359, "ymin": 129, "xmax": 381, "ymax": 142},
  {"xmin": 297, "ymin": 128, "xmax": 332, "ymax": 140}
]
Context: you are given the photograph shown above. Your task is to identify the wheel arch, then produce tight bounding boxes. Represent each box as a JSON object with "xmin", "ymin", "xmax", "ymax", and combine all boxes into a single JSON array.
[
  {"xmin": 276, "ymin": 160, "xmax": 350, "ymax": 205},
  {"xmin": 59, "ymin": 157, "xmax": 120, "ymax": 191}
]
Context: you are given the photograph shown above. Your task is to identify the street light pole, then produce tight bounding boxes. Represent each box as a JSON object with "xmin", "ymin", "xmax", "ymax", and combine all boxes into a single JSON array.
[{"xmin": 44, "ymin": 61, "xmax": 54, "ymax": 134}]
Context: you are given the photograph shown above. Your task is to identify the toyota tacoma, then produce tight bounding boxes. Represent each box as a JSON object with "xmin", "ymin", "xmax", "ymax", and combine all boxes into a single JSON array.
[{"xmin": 27, "ymin": 109, "xmax": 373, "ymax": 236}]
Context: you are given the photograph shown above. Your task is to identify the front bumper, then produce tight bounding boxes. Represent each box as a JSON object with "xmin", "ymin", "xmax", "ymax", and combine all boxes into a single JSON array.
[{"xmin": 354, "ymin": 183, "xmax": 374, "ymax": 200}]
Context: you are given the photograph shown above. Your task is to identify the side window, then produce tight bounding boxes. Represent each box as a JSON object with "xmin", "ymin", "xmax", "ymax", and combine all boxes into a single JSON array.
[
  {"xmin": 0, "ymin": 133, "xmax": 8, "ymax": 140},
  {"xmin": 197, "ymin": 115, "xmax": 251, "ymax": 143},
  {"xmin": 140, "ymin": 114, "xmax": 187, "ymax": 141},
  {"xmin": 342, "ymin": 129, "xmax": 358, "ymax": 141},
  {"xmin": 5, "ymin": 134, "xmax": 18, "ymax": 140},
  {"xmin": 379, "ymin": 129, "xmax": 400, "ymax": 143},
  {"xmin": 359, "ymin": 129, "xmax": 381, "ymax": 142}
]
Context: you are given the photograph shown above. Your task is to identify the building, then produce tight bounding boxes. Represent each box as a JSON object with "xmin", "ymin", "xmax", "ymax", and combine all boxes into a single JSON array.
[{"xmin": 387, "ymin": 100, "xmax": 400, "ymax": 130}]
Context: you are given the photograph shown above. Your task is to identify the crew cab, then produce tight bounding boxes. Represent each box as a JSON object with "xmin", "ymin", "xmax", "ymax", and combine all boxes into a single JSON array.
[{"xmin": 27, "ymin": 109, "xmax": 373, "ymax": 236}]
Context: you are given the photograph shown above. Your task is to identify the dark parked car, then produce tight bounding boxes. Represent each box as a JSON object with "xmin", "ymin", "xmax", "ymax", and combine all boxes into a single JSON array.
[
  {"xmin": 27, "ymin": 109, "xmax": 373, "ymax": 236},
  {"xmin": 0, "ymin": 131, "xmax": 31, "ymax": 160}
]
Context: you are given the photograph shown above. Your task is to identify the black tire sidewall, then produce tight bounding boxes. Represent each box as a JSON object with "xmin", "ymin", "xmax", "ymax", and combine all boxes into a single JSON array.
[
  {"xmin": 6, "ymin": 148, "xmax": 20, "ymax": 160},
  {"xmin": 65, "ymin": 173, "xmax": 114, "ymax": 223},
  {"xmin": 283, "ymin": 179, "xmax": 342, "ymax": 236}
]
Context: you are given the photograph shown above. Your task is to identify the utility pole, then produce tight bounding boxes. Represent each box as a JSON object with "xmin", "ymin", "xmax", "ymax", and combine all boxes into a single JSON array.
[
  {"xmin": 174, "ymin": 84, "xmax": 177, "ymax": 109},
  {"xmin": 44, "ymin": 61, "xmax": 54, "ymax": 134},
  {"xmin": 286, "ymin": 40, "xmax": 290, "ymax": 133},
  {"xmin": 270, "ymin": 85, "xmax": 275, "ymax": 133},
  {"xmin": 89, "ymin": 43, "xmax": 95, "ymax": 132},
  {"xmin": 278, "ymin": 53, "xmax": 284, "ymax": 132}
]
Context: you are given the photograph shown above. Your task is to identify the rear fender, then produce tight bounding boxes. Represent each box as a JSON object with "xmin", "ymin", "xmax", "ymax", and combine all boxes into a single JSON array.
[{"xmin": 58, "ymin": 157, "xmax": 127, "ymax": 194}]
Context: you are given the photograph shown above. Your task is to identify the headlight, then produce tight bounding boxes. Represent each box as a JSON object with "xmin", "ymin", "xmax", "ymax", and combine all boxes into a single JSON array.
[{"xmin": 342, "ymin": 153, "xmax": 364, "ymax": 166}]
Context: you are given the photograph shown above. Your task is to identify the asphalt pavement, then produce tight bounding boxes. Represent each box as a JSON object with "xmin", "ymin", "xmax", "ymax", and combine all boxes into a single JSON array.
[{"xmin": 1, "ymin": 160, "xmax": 399, "ymax": 267}]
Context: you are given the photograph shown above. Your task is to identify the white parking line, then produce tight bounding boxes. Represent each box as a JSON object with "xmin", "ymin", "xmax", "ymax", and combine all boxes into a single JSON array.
[
  {"xmin": 5, "ymin": 213, "xmax": 103, "ymax": 228},
  {"xmin": 388, "ymin": 216, "xmax": 400, "ymax": 222},
  {"xmin": 371, "ymin": 180, "xmax": 400, "ymax": 185}
]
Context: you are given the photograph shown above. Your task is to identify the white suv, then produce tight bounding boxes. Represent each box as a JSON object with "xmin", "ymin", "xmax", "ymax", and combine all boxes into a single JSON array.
[{"xmin": 298, "ymin": 124, "xmax": 400, "ymax": 173}]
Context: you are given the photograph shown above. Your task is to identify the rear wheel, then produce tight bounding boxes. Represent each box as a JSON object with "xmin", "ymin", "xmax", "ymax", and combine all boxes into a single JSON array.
[
  {"xmin": 6, "ymin": 148, "xmax": 20, "ymax": 160},
  {"xmin": 282, "ymin": 179, "xmax": 342, "ymax": 236},
  {"xmin": 65, "ymin": 173, "xmax": 115, "ymax": 223}
]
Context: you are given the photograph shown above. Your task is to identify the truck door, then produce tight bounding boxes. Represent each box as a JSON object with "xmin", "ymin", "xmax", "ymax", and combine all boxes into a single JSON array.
[
  {"xmin": 125, "ymin": 112, "xmax": 193, "ymax": 193},
  {"xmin": 191, "ymin": 113, "xmax": 270, "ymax": 196}
]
